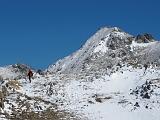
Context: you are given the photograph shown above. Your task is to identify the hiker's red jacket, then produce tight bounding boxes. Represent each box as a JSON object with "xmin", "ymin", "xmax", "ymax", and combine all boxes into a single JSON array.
[{"xmin": 28, "ymin": 70, "xmax": 33, "ymax": 77}]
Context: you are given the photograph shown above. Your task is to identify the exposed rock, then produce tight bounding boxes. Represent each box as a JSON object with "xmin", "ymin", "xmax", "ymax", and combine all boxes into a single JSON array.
[
  {"xmin": 95, "ymin": 97, "xmax": 102, "ymax": 103},
  {"xmin": 135, "ymin": 33, "xmax": 154, "ymax": 43},
  {"xmin": 134, "ymin": 102, "xmax": 140, "ymax": 107},
  {"xmin": 143, "ymin": 93, "xmax": 150, "ymax": 99}
]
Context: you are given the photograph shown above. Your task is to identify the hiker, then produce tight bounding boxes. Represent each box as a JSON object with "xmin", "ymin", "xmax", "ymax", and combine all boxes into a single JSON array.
[{"xmin": 27, "ymin": 69, "xmax": 33, "ymax": 83}]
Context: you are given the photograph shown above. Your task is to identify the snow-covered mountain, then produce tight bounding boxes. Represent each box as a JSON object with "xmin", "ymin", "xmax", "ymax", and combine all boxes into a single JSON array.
[
  {"xmin": 0, "ymin": 27, "xmax": 160, "ymax": 120},
  {"xmin": 47, "ymin": 27, "xmax": 133, "ymax": 74},
  {"xmin": 47, "ymin": 27, "xmax": 158, "ymax": 77}
]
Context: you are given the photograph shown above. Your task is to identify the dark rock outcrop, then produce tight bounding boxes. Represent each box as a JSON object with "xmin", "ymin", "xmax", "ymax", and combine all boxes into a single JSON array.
[{"xmin": 135, "ymin": 33, "xmax": 154, "ymax": 43}]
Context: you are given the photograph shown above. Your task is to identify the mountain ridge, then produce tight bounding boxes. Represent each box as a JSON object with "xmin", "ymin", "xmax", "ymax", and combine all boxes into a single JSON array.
[{"xmin": 47, "ymin": 27, "xmax": 157, "ymax": 76}]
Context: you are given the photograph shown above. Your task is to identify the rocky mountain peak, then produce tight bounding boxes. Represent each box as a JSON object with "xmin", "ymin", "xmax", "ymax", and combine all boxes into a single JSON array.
[
  {"xmin": 47, "ymin": 27, "xmax": 134, "ymax": 74},
  {"xmin": 47, "ymin": 27, "xmax": 159, "ymax": 76},
  {"xmin": 135, "ymin": 33, "xmax": 155, "ymax": 43}
]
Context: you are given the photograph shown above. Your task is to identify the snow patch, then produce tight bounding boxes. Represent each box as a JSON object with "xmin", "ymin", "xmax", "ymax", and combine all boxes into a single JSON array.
[
  {"xmin": 94, "ymin": 34, "xmax": 110, "ymax": 53},
  {"xmin": 130, "ymin": 41, "xmax": 156, "ymax": 51}
]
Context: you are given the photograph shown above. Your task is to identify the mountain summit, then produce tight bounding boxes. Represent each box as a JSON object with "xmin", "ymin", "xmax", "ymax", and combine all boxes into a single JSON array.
[
  {"xmin": 47, "ymin": 27, "xmax": 157, "ymax": 77},
  {"xmin": 47, "ymin": 27, "xmax": 132, "ymax": 73}
]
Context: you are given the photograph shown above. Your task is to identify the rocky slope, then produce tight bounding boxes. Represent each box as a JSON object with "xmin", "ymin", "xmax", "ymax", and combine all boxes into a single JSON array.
[{"xmin": 0, "ymin": 27, "xmax": 160, "ymax": 120}]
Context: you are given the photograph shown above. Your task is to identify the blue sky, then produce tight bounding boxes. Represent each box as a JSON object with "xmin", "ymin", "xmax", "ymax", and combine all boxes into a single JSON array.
[{"xmin": 0, "ymin": 0, "xmax": 159, "ymax": 69}]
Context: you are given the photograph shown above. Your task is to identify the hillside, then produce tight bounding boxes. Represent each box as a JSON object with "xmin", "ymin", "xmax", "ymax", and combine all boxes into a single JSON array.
[{"xmin": 0, "ymin": 27, "xmax": 160, "ymax": 120}]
